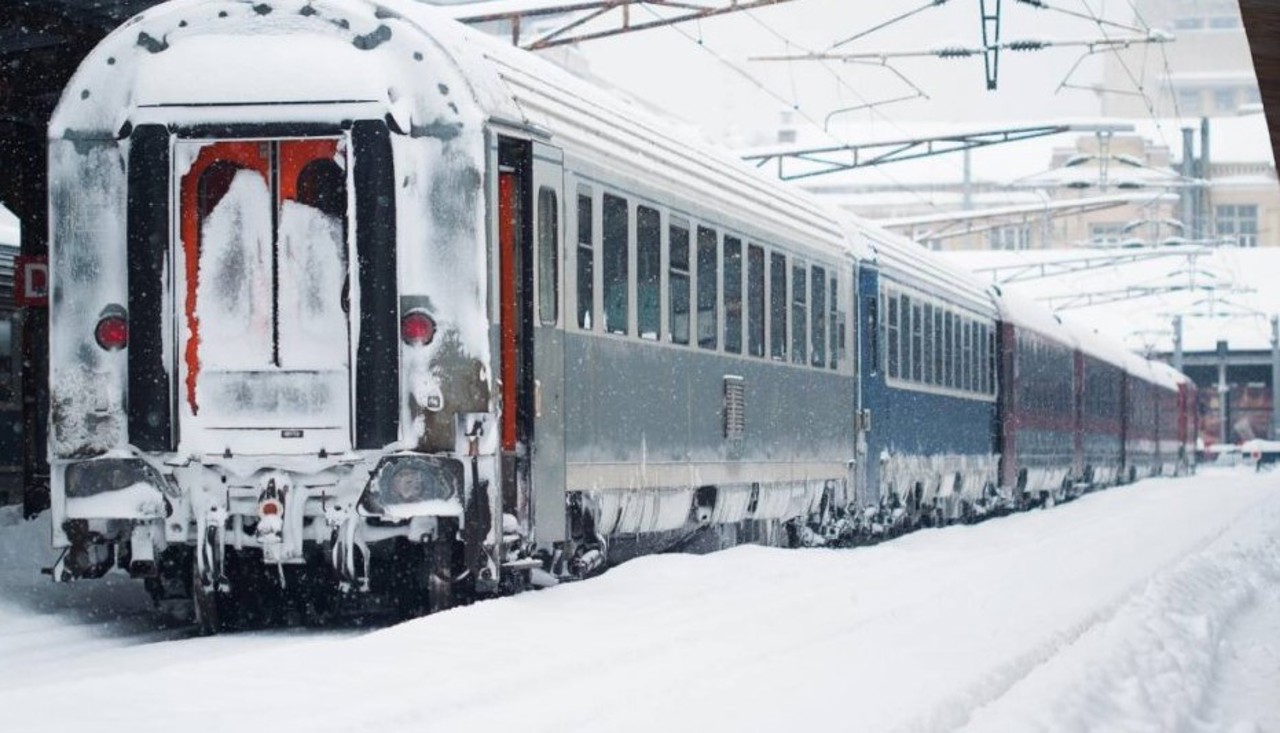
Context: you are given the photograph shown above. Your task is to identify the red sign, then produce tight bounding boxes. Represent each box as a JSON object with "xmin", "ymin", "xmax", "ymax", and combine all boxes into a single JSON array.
[{"xmin": 15, "ymin": 255, "xmax": 48, "ymax": 307}]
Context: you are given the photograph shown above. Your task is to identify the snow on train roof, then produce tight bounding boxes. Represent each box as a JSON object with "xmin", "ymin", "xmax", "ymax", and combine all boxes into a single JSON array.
[
  {"xmin": 994, "ymin": 287, "xmax": 1076, "ymax": 345},
  {"xmin": 469, "ymin": 16, "xmax": 862, "ymax": 260},
  {"xmin": 854, "ymin": 222, "xmax": 999, "ymax": 318},
  {"xmin": 52, "ymin": 0, "xmax": 867, "ymax": 264},
  {"xmin": 51, "ymin": 0, "xmax": 516, "ymax": 139}
]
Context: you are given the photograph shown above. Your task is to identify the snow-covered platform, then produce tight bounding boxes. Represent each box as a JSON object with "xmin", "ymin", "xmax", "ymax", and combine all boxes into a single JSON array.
[{"xmin": 2, "ymin": 468, "xmax": 1278, "ymax": 732}]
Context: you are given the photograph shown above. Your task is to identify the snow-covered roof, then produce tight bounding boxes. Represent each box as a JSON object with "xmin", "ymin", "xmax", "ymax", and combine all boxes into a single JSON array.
[
  {"xmin": 858, "ymin": 221, "xmax": 999, "ymax": 318},
  {"xmin": 996, "ymin": 286, "xmax": 1076, "ymax": 347},
  {"xmin": 946, "ymin": 246, "xmax": 1280, "ymax": 354}
]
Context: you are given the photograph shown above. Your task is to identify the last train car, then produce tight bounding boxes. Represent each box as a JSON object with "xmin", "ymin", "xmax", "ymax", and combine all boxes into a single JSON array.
[{"xmin": 46, "ymin": 0, "xmax": 862, "ymax": 630}]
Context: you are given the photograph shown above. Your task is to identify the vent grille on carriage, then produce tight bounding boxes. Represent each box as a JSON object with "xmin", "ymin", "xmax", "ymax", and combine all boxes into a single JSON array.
[{"xmin": 724, "ymin": 376, "xmax": 745, "ymax": 440}]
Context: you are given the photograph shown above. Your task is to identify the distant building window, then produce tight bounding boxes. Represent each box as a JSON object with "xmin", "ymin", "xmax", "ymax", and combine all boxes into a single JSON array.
[
  {"xmin": 1177, "ymin": 88, "xmax": 1203, "ymax": 115},
  {"xmin": 1245, "ymin": 87, "xmax": 1261, "ymax": 105},
  {"xmin": 1216, "ymin": 204, "xmax": 1259, "ymax": 247},
  {"xmin": 1214, "ymin": 88, "xmax": 1236, "ymax": 111},
  {"xmin": 1173, "ymin": 17, "xmax": 1204, "ymax": 30},
  {"xmin": 1090, "ymin": 222, "xmax": 1125, "ymax": 246},
  {"xmin": 1207, "ymin": 15, "xmax": 1241, "ymax": 29},
  {"xmin": 989, "ymin": 225, "xmax": 1031, "ymax": 251}
]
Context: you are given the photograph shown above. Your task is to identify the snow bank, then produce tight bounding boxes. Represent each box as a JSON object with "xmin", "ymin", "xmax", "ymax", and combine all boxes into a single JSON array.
[
  {"xmin": 958, "ymin": 482, "xmax": 1280, "ymax": 733},
  {"xmin": 1, "ymin": 471, "xmax": 1277, "ymax": 731}
]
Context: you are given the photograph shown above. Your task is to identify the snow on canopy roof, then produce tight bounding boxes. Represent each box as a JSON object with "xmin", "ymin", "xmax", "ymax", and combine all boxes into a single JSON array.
[{"xmin": 947, "ymin": 247, "xmax": 1280, "ymax": 354}]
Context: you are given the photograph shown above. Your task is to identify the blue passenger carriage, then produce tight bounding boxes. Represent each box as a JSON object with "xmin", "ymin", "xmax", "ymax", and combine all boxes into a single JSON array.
[{"xmin": 855, "ymin": 228, "xmax": 1001, "ymax": 527}]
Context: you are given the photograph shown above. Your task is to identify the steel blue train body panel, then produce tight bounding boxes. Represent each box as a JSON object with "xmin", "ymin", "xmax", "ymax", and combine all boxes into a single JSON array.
[{"xmin": 858, "ymin": 264, "xmax": 999, "ymax": 504}]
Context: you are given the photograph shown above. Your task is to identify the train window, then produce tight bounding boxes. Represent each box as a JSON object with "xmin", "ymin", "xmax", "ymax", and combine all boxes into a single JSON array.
[
  {"xmin": 943, "ymin": 311, "xmax": 954, "ymax": 388},
  {"xmin": 724, "ymin": 236, "xmax": 743, "ymax": 354},
  {"xmin": 923, "ymin": 303, "xmax": 934, "ymax": 385},
  {"xmin": 829, "ymin": 276, "xmax": 840, "ymax": 370},
  {"xmin": 984, "ymin": 324, "xmax": 991, "ymax": 394},
  {"xmin": 669, "ymin": 220, "xmax": 691, "ymax": 345},
  {"xmin": 637, "ymin": 206, "xmax": 661, "ymax": 341},
  {"xmin": 792, "ymin": 264, "xmax": 807, "ymax": 364},
  {"xmin": 911, "ymin": 302, "xmax": 923, "ymax": 383},
  {"xmin": 770, "ymin": 253, "xmax": 787, "ymax": 360},
  {"xmin": 537, "ymin": 187, "xmax": 559, "ymax": 326},
  {"xmin": 963, "ymin": 320, "xmax": 973, "ymax": 392},
  {"xmin": 866, "ymin": 295, "xmax": 879, "ymax": 375},
  {"xmin": 697, "ymin": 226, "xmax": 718, "ymax": 350},
  {"xmin": 576, "ymin": 192, "xmax": 594, "ymax": 330},
  {"xmin": 811, "ymin": 267, "xmax": 826, "ymax": 367},
  {"xmin": 602, "ymin": 193, "xmax": 629, "ymax": 335},
  {"xmin": 899, "ymin": 295, "xmax": 912, "ymax": 379},
  {"xmin": 887, "ymin": 293, "xmax": 899, "ymax": 379},
  {"xmin": 936, "ymin": 307, "xmax": 947, "ymax": 388},
  {"xmin": 988, "ymin": 327, "xmax": 997, "ymax": 395},
  {"xmin": 748, "ymin": 245, "xmax": 765, "ymax": 358}
]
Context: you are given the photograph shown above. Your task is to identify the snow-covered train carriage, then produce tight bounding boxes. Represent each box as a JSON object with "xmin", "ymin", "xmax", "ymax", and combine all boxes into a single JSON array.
[
  {"xmin": 45, "ymin": 0, "xmax": 862, "ymax": 629},
  {"xmin": 41, "ymin": 0, "xmax": 1199, "ymax": 630}
]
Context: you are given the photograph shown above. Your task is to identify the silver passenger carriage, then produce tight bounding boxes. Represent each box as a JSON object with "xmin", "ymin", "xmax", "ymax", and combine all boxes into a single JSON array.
[{"xmin": 46, "ymin": 0, "xmax": 867, "ymax": 628}]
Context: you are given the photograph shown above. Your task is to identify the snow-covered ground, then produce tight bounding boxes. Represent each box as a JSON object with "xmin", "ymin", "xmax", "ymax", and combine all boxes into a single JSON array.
[{"xmin": 1, "ymin": 468, "xmax": 1277, "ymax": 733}]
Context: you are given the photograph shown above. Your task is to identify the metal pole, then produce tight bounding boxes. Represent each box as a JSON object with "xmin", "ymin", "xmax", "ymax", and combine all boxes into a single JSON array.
[
  {"xmin": 1199, "ymin": 117, "xmax": 1211, "ymax": 241},
  {"xmin": 1218, "ymin": 339, "xmax": 1229, "ymax": 445},
  {"xmin": 1173, "ymin": 315, "xmax": 1184, "ymax": 373},
  {"xmin": 1181, "ymin": 127, "xmax": 1195, "ymax": 242},
  {"xmin": 1272, "ymin": 316, "xmax": 1279, "ymax": 439}
]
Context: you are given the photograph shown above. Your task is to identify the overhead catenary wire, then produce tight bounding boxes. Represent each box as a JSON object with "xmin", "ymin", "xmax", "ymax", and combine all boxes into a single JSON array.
[{"xmin": 633, "ymin": 1, "xmax": 951, "ymax": 212}]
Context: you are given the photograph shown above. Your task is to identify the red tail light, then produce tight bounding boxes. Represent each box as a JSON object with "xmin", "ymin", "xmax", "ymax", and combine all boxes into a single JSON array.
[
  {"xmin": 401, "ymin": 311, "xmax": 436, "ymax": 346},
  {"xmin": 95, "ymin": 315, "xmax": 128, "ymax": 350},
  {"xmin": 259, "ymin": 499, "xmax": 283, "ymax": 517}
]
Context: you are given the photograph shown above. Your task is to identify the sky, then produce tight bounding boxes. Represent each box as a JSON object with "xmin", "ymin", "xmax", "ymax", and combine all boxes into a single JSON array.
[{"xmin": 491, "ymin": 0, "xmax": 1146, "ymax": 145}]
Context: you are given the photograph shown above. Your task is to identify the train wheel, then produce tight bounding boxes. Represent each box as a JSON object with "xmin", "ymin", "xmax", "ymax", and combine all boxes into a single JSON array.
[
  {"xmin": 191, "ymin": 562, "xmax": 237, "ymax": 635},
  {"xmin": 426, "ymin": 519, "xmax": 457, "ymax": 614}
]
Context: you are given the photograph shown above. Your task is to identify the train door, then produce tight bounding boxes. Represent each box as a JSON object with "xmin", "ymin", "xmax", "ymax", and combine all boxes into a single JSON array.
[
  {"xmin": 496, "ymin": 138, "xmax": 564, "ymax": 543},
  {"xmin": 857, "ymin": 264, "xmax": 884, "ymax": 508},
  {"xmin": 174, "ymin": 138, "xmax": 353, "ymax": 456},
  {"xmin": 530, "ymin": 143, "xmax": 566, "ymax": 546}
]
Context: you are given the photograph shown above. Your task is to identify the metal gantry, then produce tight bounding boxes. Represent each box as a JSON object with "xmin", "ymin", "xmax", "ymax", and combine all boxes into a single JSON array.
[
  {"xmin": 449, "ymin": 0, "xmax": 798, "ymax": 50},
  {"xmin": 740, "ymin": 122, "xmax": 1133, "ymax": 182}
]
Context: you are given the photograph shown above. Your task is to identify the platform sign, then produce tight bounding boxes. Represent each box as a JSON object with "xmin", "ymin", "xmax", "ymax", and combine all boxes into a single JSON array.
[{"xmin": 15, "ymin": 255, "xmax": 48, "ymax": 307}]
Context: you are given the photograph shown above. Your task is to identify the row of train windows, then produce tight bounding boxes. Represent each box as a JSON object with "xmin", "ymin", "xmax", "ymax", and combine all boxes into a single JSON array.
[
  {"xmin": 1017, "ymin": 341, "xmax": 1072, "ymax": 414},
  {"xmin": 575, "ymin": 190, "xmax": 848, "ymax": 369},
  {"xmin": 883, "ymin": 290, "xmax": 996, "ymax": 396}
]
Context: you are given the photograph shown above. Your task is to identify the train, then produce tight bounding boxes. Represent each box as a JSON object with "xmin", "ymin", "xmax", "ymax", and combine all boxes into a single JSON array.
[{"xmin": 39, "ymin": 0, "xmax": 1195, "ymax": 632}]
